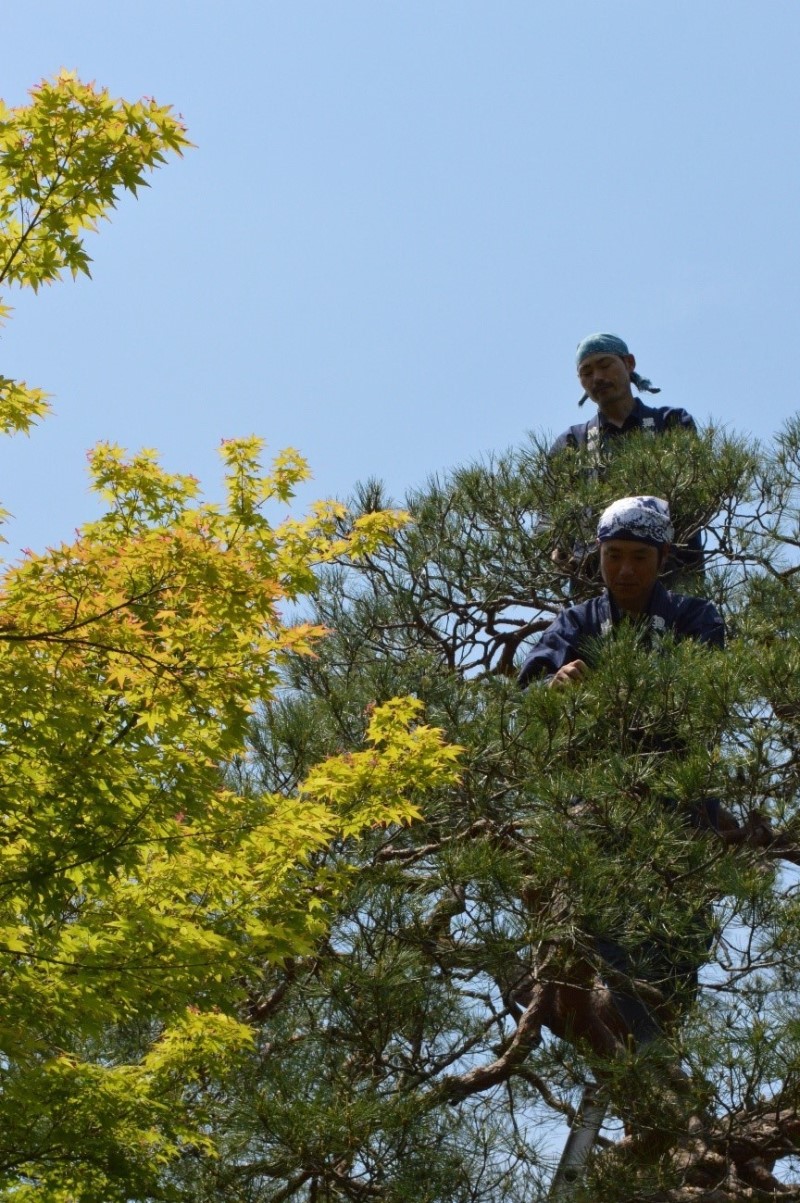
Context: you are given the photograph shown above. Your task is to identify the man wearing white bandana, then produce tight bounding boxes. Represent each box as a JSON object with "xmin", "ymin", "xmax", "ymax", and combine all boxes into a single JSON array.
[
  {"xmin": 515, "ymin": 497, "xmax": 768, "ymax": 1050},
  {"xmin": 520, "ymin": 495, "xmax": 722, "ymax": 690}
]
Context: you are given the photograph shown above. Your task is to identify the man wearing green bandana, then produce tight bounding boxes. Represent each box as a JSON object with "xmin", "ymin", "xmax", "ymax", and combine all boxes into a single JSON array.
[{"xmin": 549, "ymin": 333, "xmax": 703, "ymax": 582}]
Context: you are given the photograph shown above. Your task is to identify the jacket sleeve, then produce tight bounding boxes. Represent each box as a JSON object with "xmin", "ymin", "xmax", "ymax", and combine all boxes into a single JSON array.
[
  {"xmin": 518, "ymin": 608, "xmax": 587, "ymax": 688},
  {"xmin": 663, "ymin": 407, "xmax": 697, "ymax": 434}
]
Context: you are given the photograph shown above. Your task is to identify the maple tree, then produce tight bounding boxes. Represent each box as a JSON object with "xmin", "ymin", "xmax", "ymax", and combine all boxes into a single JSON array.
[{"xmin": 0, "ymin": 74, "xmax": 461, "ymax": 1200}]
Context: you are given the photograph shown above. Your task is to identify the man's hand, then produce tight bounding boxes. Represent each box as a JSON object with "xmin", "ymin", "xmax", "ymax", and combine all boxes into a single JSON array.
[
  {"xmin": 742, "ymin": 809, "xmax": 774, "ymax": 846},
  {"xmin": 717, "ymin": 806, "xmax": 774, "ymax": 847},
  {"xmin": 548, "ymin": 659, "xmax": 590, "ymax": 689}
]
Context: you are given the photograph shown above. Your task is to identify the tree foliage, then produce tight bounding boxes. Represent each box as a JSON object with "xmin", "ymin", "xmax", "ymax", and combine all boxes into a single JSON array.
[
  {"xmin": 0, "ymin": 70, "xmax": 190, "ymax": 439},
  {"xmin": 195, "ymin": 423, "xmax": 800, "ymax": 1203},
  {"xmin": 0, "ymin": 74, "xmax": 461, "ymax": 1201},
  {"xmin": 7, "ymin": 69, "xmax": 800, "ymax": 1203}
]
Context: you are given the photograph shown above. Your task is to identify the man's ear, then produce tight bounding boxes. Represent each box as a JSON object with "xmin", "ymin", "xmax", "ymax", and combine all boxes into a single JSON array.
[
  {"xmin": 658, "ymin": 543, "xmax": 671, "ymax": 572},
  {"xmin": 623, "ymin": 353, "xmax": 636, "ymax": 376}
]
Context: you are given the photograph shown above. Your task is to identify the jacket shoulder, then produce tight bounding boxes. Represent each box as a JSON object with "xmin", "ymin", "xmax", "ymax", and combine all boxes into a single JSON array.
[
  {"xmin": 644, "ymin": 404, "xmax": 697, "ymax": 431},
  {"xmin": 664, "ymin": 590, "xmax": 725, "ymax": 646}
]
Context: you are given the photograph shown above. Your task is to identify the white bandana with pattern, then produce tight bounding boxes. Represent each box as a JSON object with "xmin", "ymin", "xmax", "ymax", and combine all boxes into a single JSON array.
[{"xmin": 597, "ymin": 496, "xmax": 674, "ymax": 546}]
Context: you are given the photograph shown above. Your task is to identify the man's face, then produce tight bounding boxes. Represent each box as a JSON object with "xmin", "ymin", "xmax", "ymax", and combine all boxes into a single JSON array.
[
  {"xmin": 577, "ymin": 352, "xmax": 635, "ymax": 409},
  {"xmin": 599, "ymin": 539, "xmax": 663, "ymax": 614}
]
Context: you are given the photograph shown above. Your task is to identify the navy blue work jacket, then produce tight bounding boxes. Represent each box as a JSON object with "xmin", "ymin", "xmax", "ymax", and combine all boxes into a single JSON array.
[
  {"xmin": 549, "ymin": 398, "xmax": 696, "ymax": 456},
  {"xmin": 518, "ymin": 582, "xmax": 724, "ymax": 689}
]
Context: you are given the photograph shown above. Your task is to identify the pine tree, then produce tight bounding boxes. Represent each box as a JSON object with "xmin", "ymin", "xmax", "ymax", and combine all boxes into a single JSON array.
[{"xmin": 182, "ymin": 421, "xmax": 800, "ymax": 1201}]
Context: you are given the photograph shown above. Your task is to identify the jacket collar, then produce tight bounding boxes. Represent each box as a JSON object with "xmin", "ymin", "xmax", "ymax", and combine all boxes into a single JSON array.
[
  {"xmin": 595, "ymin": 396, "xmax": 655, "ymax": 432},
  {"xmin": 599, "ymin": 581, "xmax": 670, "ymax": 637}
]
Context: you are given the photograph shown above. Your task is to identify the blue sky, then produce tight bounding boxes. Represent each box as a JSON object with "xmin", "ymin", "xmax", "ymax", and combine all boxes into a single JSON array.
[{"xmin": 1, "ymin": 2, "xmax": 799, "ymax": 555}]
